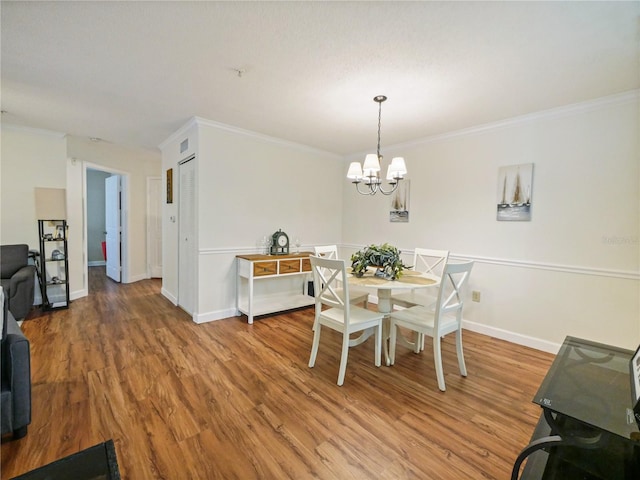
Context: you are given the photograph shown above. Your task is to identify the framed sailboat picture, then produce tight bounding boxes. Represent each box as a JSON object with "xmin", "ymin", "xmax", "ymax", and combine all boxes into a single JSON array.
[
  {"xmin": 390, "ymin": 180, "xmax": 410, "ymax": 223},
  {"xmin": 497, "ymin": 163, "xmax": 533, "ymax": 221}
]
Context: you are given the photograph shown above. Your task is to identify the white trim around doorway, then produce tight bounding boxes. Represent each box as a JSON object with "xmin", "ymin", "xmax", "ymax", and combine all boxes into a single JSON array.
[{"xmin": 82, "ymin": 162, "xmax": 131, "ymax": 295}]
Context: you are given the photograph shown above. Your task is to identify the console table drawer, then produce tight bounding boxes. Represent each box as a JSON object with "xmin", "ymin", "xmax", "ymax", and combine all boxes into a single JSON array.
[
  {"xmin": 254, "ymin": 261, "xmax": 277, "ymax": 276},
  {"xmin": 301, "ymin": 258, "xmax": 311, "ymax": 272},
  {"xmin": 279, "ymin": 260, "xmax": 301, "ymax": 274}
]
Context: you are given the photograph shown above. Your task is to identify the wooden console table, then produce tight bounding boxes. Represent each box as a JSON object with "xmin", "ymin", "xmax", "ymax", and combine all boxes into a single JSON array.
[{"xmin": 236, "ymin": 252, "xmax": 314, "ymax": 324}]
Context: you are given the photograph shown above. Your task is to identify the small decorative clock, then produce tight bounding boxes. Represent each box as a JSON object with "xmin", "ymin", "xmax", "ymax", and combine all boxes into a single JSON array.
[{"xmin": 270, "ymin": 229, "xmax": 289, "ymax": 255}]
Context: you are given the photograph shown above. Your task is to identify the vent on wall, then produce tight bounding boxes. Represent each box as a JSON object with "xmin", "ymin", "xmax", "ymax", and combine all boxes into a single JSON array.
[{"xmin": 180, "ymin": 138, "xmax": 189, "ymax": 154}]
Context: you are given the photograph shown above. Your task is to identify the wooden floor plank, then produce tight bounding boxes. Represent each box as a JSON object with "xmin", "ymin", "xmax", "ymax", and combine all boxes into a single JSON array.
[{"xmin": 1, "ymin": 267, "xmax": 554, "ymax": 479}]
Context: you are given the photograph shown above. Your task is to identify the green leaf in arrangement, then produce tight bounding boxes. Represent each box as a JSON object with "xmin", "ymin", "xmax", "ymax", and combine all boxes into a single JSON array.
[{"xmin": 350, "ymin": 243, "xmax": 410, "ymax": 280}]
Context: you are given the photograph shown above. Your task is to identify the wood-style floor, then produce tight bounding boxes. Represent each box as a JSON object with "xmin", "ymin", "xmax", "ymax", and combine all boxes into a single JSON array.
[{"xmin": 1, "ymin": 267, "xmax": 554, "ymax": 479}]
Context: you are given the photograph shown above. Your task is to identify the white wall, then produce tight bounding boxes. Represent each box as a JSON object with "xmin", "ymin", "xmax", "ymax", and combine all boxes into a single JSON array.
[
  {"xmin": 0, "ymin": 126, "xmax": 67, "ymax": 246},
  {"xmin": 342, "ymin": 92, "xmax": 640, "ymax": 351},
  {"xmin": 161, "ymin": 118, "xmax": 343, "ymax": 322},
  {"xmin": 66, "ymin": 158, "xmax": 85, "ymax": 298},
  {"xmin": 1, "ymin": 129, "xmax": 162, "ymax": 300},
  {"xmin": 67, "ymin": 135, "xmax": 162, "ymax": 288}
]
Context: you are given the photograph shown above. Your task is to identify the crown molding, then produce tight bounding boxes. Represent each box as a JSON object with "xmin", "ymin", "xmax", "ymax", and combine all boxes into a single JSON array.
[
  {"xmin": 345, "ymin": 89, "xmax": 640, "ymax": 161},
  {"xmin": 192, "ymin": 116, "xmax": 341, "ymax": 159},
  {"xmin": 157, "ymin": 117, "xmax": 199, "ymax": 150},
  {"xmin": 160, "ymin": 115, "xmax": 341, "ymax": 159},
  {"xmin": 0, "ymin": 122, "xmax": 66, "ymax": 138}
]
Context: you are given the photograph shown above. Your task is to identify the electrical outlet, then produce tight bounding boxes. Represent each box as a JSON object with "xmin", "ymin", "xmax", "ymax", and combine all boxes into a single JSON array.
[{"xmin": 472, "ymin": 291, "xmax": 481, "ymax": 302}]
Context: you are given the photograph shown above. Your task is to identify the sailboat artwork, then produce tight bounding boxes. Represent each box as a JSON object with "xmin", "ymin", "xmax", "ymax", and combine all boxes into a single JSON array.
[
  {"xmin": 497, "ymin": 163, "xmax": 533, "ymax": 221},
  {"xmin": 390, "ymin": 179, "xmax": 410, "ymax": 223}
]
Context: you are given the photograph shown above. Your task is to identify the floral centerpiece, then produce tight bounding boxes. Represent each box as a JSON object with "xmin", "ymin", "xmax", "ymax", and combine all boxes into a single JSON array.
[{"xmin": 350, "ymin": 243, "xmax": 410, "ymax": 280}]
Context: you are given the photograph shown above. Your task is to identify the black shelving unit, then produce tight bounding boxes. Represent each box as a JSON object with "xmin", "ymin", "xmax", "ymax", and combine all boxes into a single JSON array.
[{"xmin": 38, "ymin": 219, "xmax": 70, "ymax": 310}]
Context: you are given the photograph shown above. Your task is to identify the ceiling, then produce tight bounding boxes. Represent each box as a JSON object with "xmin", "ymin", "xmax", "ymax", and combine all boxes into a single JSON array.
[{"xmin": 1, "ymin": 1, "xmax": 638, "ymax": 157}]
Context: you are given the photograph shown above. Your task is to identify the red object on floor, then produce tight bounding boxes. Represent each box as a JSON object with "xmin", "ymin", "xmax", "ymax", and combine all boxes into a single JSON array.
[{"xmin": 101, "ymin": 241, "xmax": 107, "ymax": 261}]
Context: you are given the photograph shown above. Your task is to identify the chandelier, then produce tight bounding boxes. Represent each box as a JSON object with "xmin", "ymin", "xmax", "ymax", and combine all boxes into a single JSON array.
[{"xmin": 347, "ymin": 95, "xmax": 407, "ymax": 195}]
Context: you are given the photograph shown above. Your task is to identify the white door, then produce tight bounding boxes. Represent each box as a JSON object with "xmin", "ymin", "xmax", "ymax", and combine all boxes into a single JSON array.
[
  {"xmin": 105, "ymin": 175, "xmax": 121, "ymax": 282},
  {"xmin": 147, "ymin": 177, "xmax": 163, "ymax": 278},
  {"xmin": 178, "ymin": 158, "xmax": 196, "ymax": 314}
]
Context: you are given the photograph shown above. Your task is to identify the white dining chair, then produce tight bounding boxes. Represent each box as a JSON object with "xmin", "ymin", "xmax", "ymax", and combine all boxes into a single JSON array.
[
  {"xmin": 308, "ymin": 256, "xmax": 384, "ymax": 386},
  {"xmin": 389, "ymin": 261, "xmax": 474, "ymax": 391},
  {"xmin": 313, "ymin": 245, "xmax": 369, "ymax": 308},
  {"xmin": 390, "ymin": 248, "xmax": 449, "ymax": 310},
  {"xmin": 390, "ymin": 248, "xmax": 449, "ymax": 351}
]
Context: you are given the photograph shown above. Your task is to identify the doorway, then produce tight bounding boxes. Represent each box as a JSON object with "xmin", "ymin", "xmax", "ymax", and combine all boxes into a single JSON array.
[{"xmin": 84, "ymin": 164, "xmax": 129, "ymax": 292}]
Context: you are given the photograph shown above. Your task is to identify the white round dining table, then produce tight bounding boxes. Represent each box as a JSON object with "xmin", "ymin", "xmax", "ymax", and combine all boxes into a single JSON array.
[{"xmin": 347, "ymin": 269, "xmax": 440, "ymax": 365}]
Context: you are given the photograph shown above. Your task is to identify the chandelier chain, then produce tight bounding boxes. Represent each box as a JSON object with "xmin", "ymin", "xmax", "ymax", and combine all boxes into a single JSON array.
[{"xmin": 377, "ymin": 100, "xmax": 382, "ymax": 159}]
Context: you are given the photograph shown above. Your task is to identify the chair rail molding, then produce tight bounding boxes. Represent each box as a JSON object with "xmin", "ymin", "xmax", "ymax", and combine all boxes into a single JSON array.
[
  {"xmin": 200, "ymin": 246, "xmax": 309, "ymax": 256},
  {"xmin": 341, "ymin": 244, "xmax": 638, "ymax": 281},
  {"xmin": 449, "ymin": 253, "xmax": 639, "ymax": 281}
]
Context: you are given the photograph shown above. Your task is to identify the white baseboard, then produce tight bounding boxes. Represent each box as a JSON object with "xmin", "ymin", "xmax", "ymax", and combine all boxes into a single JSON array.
[
  {"xmin": 194, "ymin": 308, "xmax": 240, "ymax": 324},
  {"xmin": 70, "ymin": 289, "xmax": 87, "ymax": 301},
  {"xmin": 168, "ymin": 294, "xmax": 561, "ymax": 353},
  {"xmin": 88, "ymin": 261, "xmax": 106, "ymax": 267},
  {"xmin": 161, "ymin": 288, "xmax": 178, "ymax": 305},
  {"xmin": 123, "ymin": 273, "xmax": 148, "ymax": 284},
  {"xmin": 462, "ymin": 319, "xmax": 561, "ymax": 354},
  {"xmin": 368, "ymin": 296, "xmax": 560, "ymax": 354}
]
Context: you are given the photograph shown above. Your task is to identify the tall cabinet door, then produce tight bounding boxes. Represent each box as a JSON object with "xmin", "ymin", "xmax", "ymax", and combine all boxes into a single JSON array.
[{"xmin": 178, "ymin": 158, "xmax": 196, "ymax": 315}]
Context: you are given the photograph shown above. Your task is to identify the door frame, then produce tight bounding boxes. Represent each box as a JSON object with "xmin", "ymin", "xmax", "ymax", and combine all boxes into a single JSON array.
[{"xmin": 82, "ymin": 162, "xmax": 130, "ymax": 291}]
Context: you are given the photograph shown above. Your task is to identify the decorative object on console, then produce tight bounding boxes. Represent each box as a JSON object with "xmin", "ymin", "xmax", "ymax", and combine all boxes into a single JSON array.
[
  {"xmin": 270, "ymin": 229, "xmax": 289, "ymax": 255},
  {"xmin": 347, "ymin": 95, "xmax": 408, "ymax": 196},
  {"xmin": 350, "ymin": 243, "xmax": 409, "ymax": 280}
]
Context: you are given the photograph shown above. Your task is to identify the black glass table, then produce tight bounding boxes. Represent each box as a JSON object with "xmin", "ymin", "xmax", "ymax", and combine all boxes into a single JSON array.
[
  {"xmin": 11, "ymin": 440, "xmax": 120, "ymax": 480},
  {"xmin": 513, "ymin": 336, "xmax": 640, "ymax": 479}
]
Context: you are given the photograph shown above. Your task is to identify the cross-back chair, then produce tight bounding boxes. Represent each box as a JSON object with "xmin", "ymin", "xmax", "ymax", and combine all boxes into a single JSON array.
[
  {"xmin": 389, "ymin": 261, "xmax": 474, "ymax": 391},
  {"xmin": 308, "ymin": 256, "xmax": 384, "ymax": 386},
  {"xmin": 390, "ymin": 248, "xmax": 449, "ymax": 310},
  {"xmin": 313, "ymin": 245, "xmax": 369, "ymax": 308},
  {"xmin": 390, "ymin": 248, "xmax": 449, "ymax": 351}
]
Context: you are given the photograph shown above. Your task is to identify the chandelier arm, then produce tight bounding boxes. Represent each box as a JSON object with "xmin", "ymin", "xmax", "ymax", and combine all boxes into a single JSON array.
[
  {"xmin": 377, "ymin": 181, "xmax": 400, "ymax": 196},
  {"xmin": 354, "ymin": 182, "xmax": 378, "ymax": 195}
]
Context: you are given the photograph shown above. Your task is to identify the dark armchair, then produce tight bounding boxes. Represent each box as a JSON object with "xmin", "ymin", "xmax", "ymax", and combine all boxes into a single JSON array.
[
  {"xmin": 1, "ymin": 286, "xmax": 32, "ymax": 440},
  {"xmin": 0, "ymin": 244, "xmax": 36, "ymax": 320}
]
